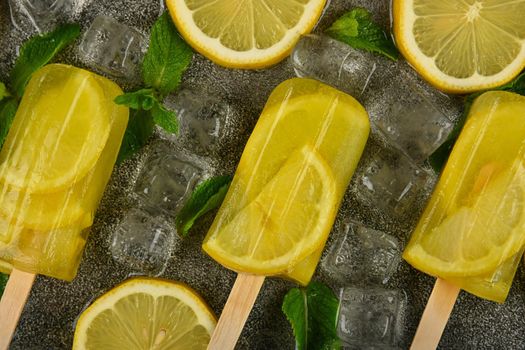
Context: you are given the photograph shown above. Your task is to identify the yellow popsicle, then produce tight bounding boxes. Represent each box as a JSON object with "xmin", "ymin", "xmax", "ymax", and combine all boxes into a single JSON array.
[
  {"xmin": 0, "ymin": 64, "xmax": 128, "ymax": 281},
  {"xmin": 404, "ymin": 91, "xmax": 525, "ymax": 302},
  {"xmin": 203, "ymin": 78, "xmax": 370, "ymax": 282}
]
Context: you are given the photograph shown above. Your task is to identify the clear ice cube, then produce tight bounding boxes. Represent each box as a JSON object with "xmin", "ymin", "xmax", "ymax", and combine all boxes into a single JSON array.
[
  {"xmin": 291, "ymin": 34, "xmax": 460, "ymax": 163},
  {"xmin": 366, "ymin": 63, "xmax": 455, "ymax": 163},
  {"xmin": 110, "ymin": 208, "xmax": 177, "ymax": 276},
  {"xmin": 163, "ymin": 86, "xmax": 232, "ymax": 157},
  {"xmin": 8, "ymin": 0, "xmax": 72, "ymax": 34},
  {"xmin": 352, "ymin": 148, "xmax": 434, "ymax": 220},
  {"xmin": 291, "ymin": 34, "xmax": 377, "ymax": 98},
  {"xmin": 134, "ymin": 142, "xmax": 203, "ymax": 217},
  {"xmin": 338, "ymin": 287, "xmax": 406, "ymax": 349},
  {"xmin": 79, "ymin": 15, "xmax": 147, "ymax": 80},
  {"xmin": 323, "ymin": 221, "xmax": 401, "ymax": 285}
]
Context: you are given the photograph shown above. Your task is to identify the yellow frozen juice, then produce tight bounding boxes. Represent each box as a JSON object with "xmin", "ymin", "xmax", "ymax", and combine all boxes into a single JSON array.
[
  {"xmin": 404, "ymin": 91, "xmax": 525, "ymax": 302},
  {"xmin": 203, "ymin": 78, "xmax": 370, "ymax": 284},
  {"xmin": 0, "ymin": 64, "xmax": 128, "ymax": 280}
]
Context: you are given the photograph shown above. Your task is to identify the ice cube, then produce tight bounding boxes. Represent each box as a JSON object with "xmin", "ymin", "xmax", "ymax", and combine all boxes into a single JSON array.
[
  {"xmin": 8, "ymin": 0, "xmax": 72, "ymax": 34},
  {"xmin": 352, "ymin": 147, "xmax": 435, "ymax": 220},
  {"xmin": 338, "ymin": 287, "xmax": 406, "ymax": 349},
  {"xmin": 79, "ymin": 15, "xmax": 147, "ymax": 80},
  {"xmin": 163, "ymin": 86, "xmax": 232, "ymax": 157},
  {"xmin": 365, "ymin": 63, "xmax": 455, "ymax": 163},
  {"xmin": 291, "ymin": 34, "xmax": 378, "ymax": 98},
  {"xmin": 323, "ymin": 221, "xmax": 401, "ymax": 285},
  {"xmin": 110, "ymin": 208, "xmax": 177, "ymax": 276},
  {"xmin": 291, "ymin": 34, "xmax": 461, "ymax": 163},
  {"xmin": 134, "ymin": 141, "xmax": 203, "ymax": 217}
]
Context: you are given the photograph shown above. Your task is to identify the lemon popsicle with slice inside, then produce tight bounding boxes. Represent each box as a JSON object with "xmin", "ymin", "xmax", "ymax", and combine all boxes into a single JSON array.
[
  {"xmin": 404, "ymin": 91, "xmax": 525, "ymax": 348},
  {"xmin": 0, "ymin": 63, "xmax": 128, "ymax": 350},
  {"xmin": 0, "ymin": 64, "xmax": 128, "ymax": 281},
  {"xmin": 203, "ymin": 78, "xmax": 370, "ymax": 349}
]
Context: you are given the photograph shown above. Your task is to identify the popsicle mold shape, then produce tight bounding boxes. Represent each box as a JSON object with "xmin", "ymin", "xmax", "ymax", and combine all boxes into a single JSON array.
[
  {"xmin": 404, "ymin": 91, "xmax": 525, "ymax": 302},
  {"xmin": 0, "ymin": 64, "xmax": 128, "ymax": 281},
  {"xmin": 202, "ymin": 78, "xmax": 370, "ymax": 281}
]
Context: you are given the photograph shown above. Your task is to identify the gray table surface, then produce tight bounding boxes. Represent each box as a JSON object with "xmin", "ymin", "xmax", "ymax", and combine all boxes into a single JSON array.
[{"xmin": 1, "ymin": 0, "xmax": 525, "ymax": 349}]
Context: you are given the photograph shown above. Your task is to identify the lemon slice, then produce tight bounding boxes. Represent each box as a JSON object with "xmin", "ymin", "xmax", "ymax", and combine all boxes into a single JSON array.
[
  {"xmin": 203, "ymin": 145, "xmax": 337, "ymax": 274},
  {"xmin": 393, "ymin": 0, "xmax": 525, "ymax": 93},
  {"xmin": 167, "ymin": 0, "xmax": 327, "ymax": 68},
  {"xmin": 73, "ymin": 278, "xmax": 217, "ymax": 350},
  {"xmin": 0, "ymin": 65, "xmax": 110, "ymax": 193},
  {"xmin": 404, "ymin": 164, "xmax": 525, "ymax": 277}
]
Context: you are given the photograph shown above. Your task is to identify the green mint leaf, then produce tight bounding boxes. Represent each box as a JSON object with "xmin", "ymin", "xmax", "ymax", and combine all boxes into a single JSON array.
[
  {"xmin": 10, "ymin": 23, "xmax": 80, "ymax": 98},
  {"xmin": 151, "ymin": 100, "xmax": 178, "ymax": 133},
  {"xmin": 0, "ymin": 98, "xmax": 19, "ymax": 149},
  {"xmin": 114, "ymin": 88, "xmax": 157, "ymax": 111},
  {"xmin": 282, "ymin": 282, "xmax": 341, "ymax": 350},
  {"xmin": 0, "ymin": 82, "xmax": 10, "ymax": 102},
  {"xmin": 428, "ymin": 72, "xmax": 525, "ymax": 172},
  {"xmin": 117, "ymin": 109, "xmax": 155, "ymax": 164},
  {"xmin": 142, "ymin": 12, "xmax": 193, "ymax": 96},
  {"xmin": 326, "ymin": 8, "xmax": 399, "ymax": 61},
  {"xmin": 176, "ymin": 175, "xmax": 232, "ymax": 237},
  {"xmin": 0, "ymin": 273, "xmax": 8, "ymax": 297}
]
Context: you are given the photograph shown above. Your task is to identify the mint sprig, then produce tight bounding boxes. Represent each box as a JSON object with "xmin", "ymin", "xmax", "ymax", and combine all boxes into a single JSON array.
[
  {"xmin": 176, "ymin": 175, "xmax": 232, "ymax": 236},
  {"xmin": 282, "ymin": 282, "xmax": 341, "ymax": 350},
  {"xmin": 428, "ymin": 72, "xmax": 525, "ymax": 172},
  {"xmin": 143, "ymin": 12, "xmax": 193, "ymax": 96},
  {"xmin": 117, "ymin": 109, "xmax": 155, "ymax": 164},
  {"xmin": 116, "ymin": 12, "xmax": 193, "ymax": 163},
  {"xmin": 0, "ymin": 24, "xmax": 80, "ymax": 150},
  {"xmin": 10, "ymin": 23, "xmax": 80, "ymax": 98},
  {"xmin": 0, "ymin": 273, "xmax": 8, "ymax": 297},
  {"xmin": 326, "ymin": 8, "xmax": 399, "ymax": 61}
]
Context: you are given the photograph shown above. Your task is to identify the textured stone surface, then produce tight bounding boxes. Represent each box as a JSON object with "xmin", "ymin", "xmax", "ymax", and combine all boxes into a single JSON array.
[{"xmin": 0, "ymin": 0, "xmax": 524, "ymax": 349}]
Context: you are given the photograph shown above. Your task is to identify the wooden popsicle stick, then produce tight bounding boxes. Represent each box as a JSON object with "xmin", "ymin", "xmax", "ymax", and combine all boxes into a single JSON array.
[
  {"xmin": 410, "ymin": 278, "xmax": 460, "ymax": 350},
  {"xmin": 208, "ymin": 273, "xmax": 266, "ymax": 350},
  {"xmin": 0, "ymin": 269, "xmax": 36, "ymax": 350}
]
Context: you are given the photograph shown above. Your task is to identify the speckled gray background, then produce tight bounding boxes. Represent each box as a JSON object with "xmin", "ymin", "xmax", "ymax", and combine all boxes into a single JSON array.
[{"xmin": 1, "ymin": 0, "xmax": 525, "ymax": 349}]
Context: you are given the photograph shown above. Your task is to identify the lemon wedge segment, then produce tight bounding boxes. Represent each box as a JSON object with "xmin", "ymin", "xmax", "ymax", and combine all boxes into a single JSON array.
[
  {"xmin": 0, "ymin": 66, "xmax": 110, "ymax": 193},
  {"xmin": 203, "ymin": 145, "xmax": 337, "ymax": 274}
]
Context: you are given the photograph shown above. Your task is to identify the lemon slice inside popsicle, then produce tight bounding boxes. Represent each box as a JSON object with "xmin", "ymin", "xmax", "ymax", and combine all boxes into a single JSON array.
[
  {"xmin": 405, "ymin": 164, "xmax": 525, "ymax": 277},
  {"xmin": 0, "ymin": 68, "xmax": 110, "ymax": 193},
  {"xmin": 203, "ymin": 145, "xmax": 337, "ymax": 275}
]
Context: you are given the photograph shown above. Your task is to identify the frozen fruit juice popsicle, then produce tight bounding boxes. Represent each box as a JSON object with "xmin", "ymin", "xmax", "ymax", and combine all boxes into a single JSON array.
[
  {"xmin": 203, "ymin": 78, "xmax": 369, "ymax": 277},
  {"xmin": 0, "ymin": 63, "xmax": 128, "ymax": 350},
  {"xmin": 203, "ymin": 78, "xmax": 370, "ymax": 349},
  {"xmin": 0, "ymin": 64, "xmax": 128, "ymax": 281},
  {"xmin": 404, "ymin": 91, "xmax": 525, "ymax": 348}
]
